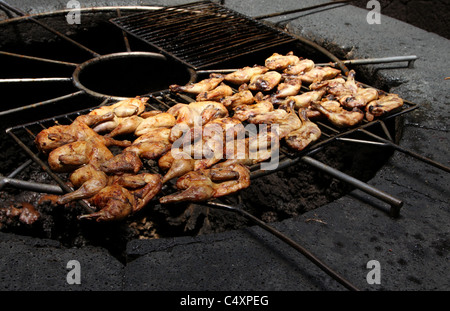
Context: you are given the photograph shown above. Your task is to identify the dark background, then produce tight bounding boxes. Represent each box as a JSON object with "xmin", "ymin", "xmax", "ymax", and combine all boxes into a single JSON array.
[{"xmin": 350, "ymin": 0, "xmax": 450, "ymax": 39}]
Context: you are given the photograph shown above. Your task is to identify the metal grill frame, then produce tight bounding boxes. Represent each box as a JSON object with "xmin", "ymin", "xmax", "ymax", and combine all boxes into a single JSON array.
[{"xmin": 109, "ymin": 0, "xmax": 298, "ymax": 70}]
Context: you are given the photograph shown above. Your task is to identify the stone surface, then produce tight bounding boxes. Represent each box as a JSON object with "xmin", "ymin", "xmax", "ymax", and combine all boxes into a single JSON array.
[{"xmin": 0, "ymin": 0, "xmax": 448, "ymax": 293}]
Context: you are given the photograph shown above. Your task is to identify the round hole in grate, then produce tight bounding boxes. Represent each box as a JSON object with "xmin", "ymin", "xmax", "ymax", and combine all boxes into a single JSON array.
[{"xmin": 72, "ymin": 52, "xmax": 195, "ymax": 100}]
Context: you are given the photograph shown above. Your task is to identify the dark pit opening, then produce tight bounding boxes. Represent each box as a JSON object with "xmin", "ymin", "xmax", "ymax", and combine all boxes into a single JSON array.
[{"xmin": 0, "ymin": 10, "xmax": 402, "ymax": 263}]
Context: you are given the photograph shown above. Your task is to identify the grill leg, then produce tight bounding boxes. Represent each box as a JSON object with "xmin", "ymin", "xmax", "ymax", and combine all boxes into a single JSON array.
[{"xmin": 301, "ymin": 156, "xmax": 403, "ymax": 217}]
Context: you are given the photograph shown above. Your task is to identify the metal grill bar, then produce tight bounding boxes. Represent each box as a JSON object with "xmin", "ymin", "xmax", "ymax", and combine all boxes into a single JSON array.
[{"xmin": 110, "ymin": 1, "xmax": 297, "ymax": 69}]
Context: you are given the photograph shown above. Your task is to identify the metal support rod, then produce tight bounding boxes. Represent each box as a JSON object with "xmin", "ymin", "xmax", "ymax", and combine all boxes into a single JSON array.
[
  {"xmin": 336, "ymin": 137, "xmax": 388, "ymax": 147},
  {"xmin": 0, "ymin": 51, "xmax": 78, "ymax": 67},
  {"xmin": 207, "ymin": 201, "xmax": 360, "ymax": 291},
  {"xmin": 359, "ymin": 129, "xmax": 450, "ymax": 173},
  {"xmin": 301, "ymin": 156, "xmax": 403, "ymax": 216},
  {"xmin": 316, "ymin": 55, "xmax": 418, "ymax": 68},
  {"xmin": 0, "ymin": 77, "xmax": 72, "ymax": 83},
  {"xmin": 253, "ymin": 0, "xmax": 351, "ymax": 20},
  {"xmin": 0, "ymin": 0, "xmax": 101, "ymax": 58},
  {"xmin": 0, "ymin": 91, "xmax": 84, "ymax": 117},
  {"xmin": 0, "ymin": 176, "xmax": 63, "ymax": 194}
]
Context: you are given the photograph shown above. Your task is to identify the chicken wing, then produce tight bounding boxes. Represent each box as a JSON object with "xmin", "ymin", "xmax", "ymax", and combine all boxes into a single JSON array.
[
  {"xmin": 248, "ymin": 71, "xmax": 282, "ymax": 92},
  {"xmin": 232, "ymin": 94, "xmax": 274, "ymax": 122},
  {"xmin": 365, "ymin": 92, "xmax": 403, "ymax": 121},
  {"xmin": 220, "ymin": 84, "xmax": 255, "ymax": 110},
  {"xmin": 275, "ymin": 75, "xmax": 302, "ymax": 98},
  {"xmin": 196, "ymin": 82, "xmax": 233, "ymax": 102},
  {"xmin": 298, "ymin": 66, "xmax": 341, "ymax": 84},
  {"xmin": 284, "ymin": 58, "xmax": 315, "ymax": 75},
  {"xmin": 311, "ymin": 102, "xmax": 364, "ymax": 128},
  {"xmin": 170, "ymin": 73, "xmax": 224, "ymax": 94},
  {"xmin": 265, "ymin": 51, "xmax": 300, "ymax": 71},
  {"xmin": 159, "ymin": 164, "xmax": 250, "ymax": 204},
  {"xmin": 285, "ymin": 109, "xmax": 321, "ymax": 151},
  {"xmin": 224, "ymin": 65, "xmax": 269, "ymax": 85}
]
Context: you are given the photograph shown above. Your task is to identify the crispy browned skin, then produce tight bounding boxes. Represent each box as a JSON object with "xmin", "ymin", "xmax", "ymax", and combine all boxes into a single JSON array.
[
  {"xmin": 57, "ymin": 164, "xmax": 109, "ymax": 205},
  {"xmin": 47, "ymin": 140, "xmax": 114, "ymax": 173},
  {"xmin": 365, "ymin": 93, "xmax": 403, "ymax": 121},
  {"xmin": 298, "ymin": 66, "xmax": 341, "ymax": 84},
  {"xmin": 224, "ymin": 65, "xmax": 269, "ymax": 85},
  {"xmin": 311, "ymin": 101, "xmax": 364, "ymax": 128},
  {"xmin": 285, "ymin": 109, "xmax": 321, "ymax": 151},
  {"xmin": 248, "ymin": 71, "xmax": 282, "ymax": 92},
  {"xmin": 233, "ymin": 94, "xmax": 274, "ymax": 122},
  {"xmin": 284, "ymin": 58, "xmax": 315, "ymax": 75},
  {"xmin": 196, "ymin": 83, "xmax": 233, "ymax": 102},
  {"xmin": 159, "ymin": 164, "xmax": 250, "ymax": 204},
  {"xmin": 220, "ymin": 84, "xmax": 255, "ymax": 110},
  {"xmin": 265, "ymin": 51, "xmax": 300, "ymax": 71},
  {"xmin": 275, "ymin": 75, "xmax": 302, "ymax": 98},
  {"xmin": 170, "ymin": 73, "xmax": 224, "ymax": 94}
]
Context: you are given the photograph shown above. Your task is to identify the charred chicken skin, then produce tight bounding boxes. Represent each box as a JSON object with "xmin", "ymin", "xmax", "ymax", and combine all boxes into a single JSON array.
[
  {"xmin": 170, "ymin": 73, "xmax": 224, "ymax": 94},
  {"xmin": 224, "ymin": 65, "xmax": 269, "ymax": 85},
  {"xmin": 265, "ymin": 51, "xmax": 300, "ymax": 71},
  {"xmin": 159, "ymin": 164, "xmax": 250, "ymax": 204}
]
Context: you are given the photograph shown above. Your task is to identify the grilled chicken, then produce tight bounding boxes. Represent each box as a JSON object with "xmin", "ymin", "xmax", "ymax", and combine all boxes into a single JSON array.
[
  {"xmin": 134, "ymin": 112, "xmax": 176, "ymax": 137},
  {"xmin": 311, "ymin": 101, "xmax": 364, "ymax": 128},
  {"xmin": 285, "ymin": 109, "xmax": 321, "ymax": 151},
  {"xmin": 341, "ymin": 86, "xmax": 379, "ymax": 109},
  {"xmin": 79, "ymin": 172, "xmax": 162, "ymax": 222},
  {"xmin": 87, "ymin": 96, "xmax": 148, "ymax": 118},
  {"xmin": 224, "ymin": 65, "xmax": 269, "ymax": 85},
  {"xmin": 159, "ymin": 164, "xmax": 250, "ymax": 204},
  {"xmin": 248, "ymin": 103, "xmax": 301, "ymax": 139},
  {"xmin": 284, "ymin": 58, "xmax": 315, "ymax": 75},
  {"xmin": 248, "ymin": 71, "xmax": 282, "ymax": 92},
  {"xmin": 47, "ymin": 140, "xmax": 113, "ymax": 173},
  {"xmin": 265, "ymin": 51, "xmax": 300, "ymax": 71},
  {"xmin": 220, "ymin": 84, "xmax": 255, "ymax": 110},
  {"xmin": 305, "ymin": 97, "xmax": 342, "ymax": 119},
  {"xmin": 56, "ymin": 164, "xmax": 108, "ymax": 205},
  {"xmin": 196, "ymin": 83, "xmax": 233, "ymax": 102},
  {"xmin": 275, "ymin": 75, "xmax": 302, "ymax": 98},
  {"xmin": 282, "ymin": 89, "xmax": 326, "ymax": 110},
  {"xmin": 35, "ymin": 116, "xmax": 131, "ymax": 154},
  {"xmin": 233, "ymin": 93, "xmax": 274, "ymax": 122},
  {"xmin": 365, "ymin": 92, "xmax": 403, "ymax": 121},
  {"xmin": 170, "ymin": 73, "xmax": 224, "ymax": 94},
  {"xmin": 298, "ymin": 66, "xmax": 341, "ymax": 84},
  {"xmin": 168, "ymin": 101, "xmax": 229, "ymax": 142},
  {"xmin": 100, "ymin": 150, "xmax": 143, "ymax": 175}
]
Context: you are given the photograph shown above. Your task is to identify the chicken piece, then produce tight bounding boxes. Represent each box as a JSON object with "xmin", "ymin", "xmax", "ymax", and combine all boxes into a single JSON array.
[
  {"xmin": 298, "ymin": 66, "xmax": 341, "ymax": 84},
  {"xmin": 88, "ymin": 96, "xmax": 148, "ymax": 118},
  {"xmin": 159, "ymin": 164, "xmax": 250, "ymax": 204},
  {"xmin": 265, "ymin": 51, "xmax": 300, "ymax": 71},
  {"xmin": 78, "ymin": 185, "xmax": 135, "ymax": 222},
  {"xmin": 311, "ymin": 102, "xmax": 364, "ymax": 128},
  {"xmin": 224, "ymin": 65, "xmax": 269, "ymax": 85},
  {"xmin": 217, "ymin": 131, "xmax": 280, "ymax": 168},
  {"xmin": 56, "ymin": 164, "xmax": 109, "ymax": 205},
  {"xmin": 47, "ymin": 140, "xmax": 114, "ymax": 173},
  {"xmin": 79, "ymin": 172, "xmax": 162, "ymax": 222},
  {"xmin": 196, "ymin": 83, "xmax": 233, "ymax": 102},
  {"xmin": 248, "ymin": 103, "xmax": 301, "ymax": 139},
  {"xmin": 305, "ymin": 97, "xmax": 342, "ymax": 119},
  {"xmin": 220, "ymin": 84, "xmax": 255, "ymax": 110},
  {"xmin": 285, "ymin": 109, "xmax": 321, "ymax": 151},
  {"xmin": 275, "ymin": 75, "xmax": 302, "ymax": 98},
  {"xmin": 284, "ymin": 58, "xmax": 315, "ymax": 75},
  {"xmin": 158, "ymin": 149, "xmax": 196, "ymax": 184},
  {"xmin": 365, "ymin": 93, "xmax": 403, "ymax": 121},
  {"xmin": 100, "ymin": 150, "xmax": 143, "ymax": 175},
  {"xmin": 134, "ymin": 112, "xmax": 176, "ymax": 137},
  {"xmin": 112, "ymin": 173, "xmax": 162, "ymax": 213},
  {"xmin": 169, "ymin": 101, "xmax": 229, "ymax": 143},
  {"xmin": 309, "ymin": 77, "xmax": 349, "ymax": 96},
  {"xmin": 170, "ymin": 73, "xmax": 224, "ymax": 94},
  {"xmin": 232, "ymin": 94, "xmax": 274, "ymax": 122},
  {"xmin": 248, "ymin": 71, "xmax": 282, "ymax": 92},
  {"xmin": 282, "ymin": 89, "xmax": 326, "ymax": 110},
  {"xmin": 340, "ymin": 86, "xmax": 379, "ymax": 109},
  {"xmin": 35, "ymin": 117, "xmax": 131, "ymax": 154}
]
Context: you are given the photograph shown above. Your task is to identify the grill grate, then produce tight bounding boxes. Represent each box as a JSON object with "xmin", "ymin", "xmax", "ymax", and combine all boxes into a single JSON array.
[{"xmin": 109, "ymin": 1, "xmax": 297, "ymax": 70}]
